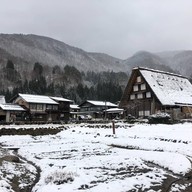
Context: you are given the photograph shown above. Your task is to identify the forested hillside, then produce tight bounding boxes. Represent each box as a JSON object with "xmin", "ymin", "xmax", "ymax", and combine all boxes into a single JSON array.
[{"xmin": 0, "ymin": 60, "xmax": 128, "ymax": 103}]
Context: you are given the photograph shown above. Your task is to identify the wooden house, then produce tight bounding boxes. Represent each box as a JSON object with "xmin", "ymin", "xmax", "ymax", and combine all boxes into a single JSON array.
[
  {"xmin": 119, "ymin": 67, "xmax": 192, "ymax": 119},
  {"xmin": 50, "ymin": 97, "xmax": 73, "ymax": 122},
  {"xmin": 104, "ymin": 108, "xmax": 124, "ymax": 119},
  {"xmin": 78, "ymin": 100, "xmax": 117, "ymax": 118},
  {"xmin": 11, "ymin": 93, "xmax": 59, "ymax": 121},
  {"xmin": 0, "ymin": 103, "xmax": 25, "ymax": 122}
]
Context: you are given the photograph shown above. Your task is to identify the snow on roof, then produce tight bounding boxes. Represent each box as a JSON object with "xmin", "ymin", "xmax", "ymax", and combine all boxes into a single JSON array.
[
  {"xmin": 105, "ymin": 108, "xmax": 124, "ymax": 113},
  {"xmin": 51, "ymin": 96, "xmax": 72, "ymax": 103},
  {"xmin": 0, "ymin": 104, "xmax": 25, "ymax": 111},
  {"xmin": 87, "ymin": 100, "xmax": 117, "ymax": 107},
  {"xmin": 139, "ymin": 68, "xmax": 192, "ymax": 106},
  {"xmin": 70, "ymin": 104, "xmax": 80, "ymax": 109},
  {"xmin": 135, "ymin": 67, "xmax": 184, "ymax": 78},
  {"xmin": 19, "ymin": 94, "xmax": 58, "ymax": 104}
]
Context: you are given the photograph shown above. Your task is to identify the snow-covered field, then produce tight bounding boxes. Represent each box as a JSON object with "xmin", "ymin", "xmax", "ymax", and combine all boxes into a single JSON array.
[{"xmin": 0, "ymin": 122, "xmax": 192, "ymax": 192}]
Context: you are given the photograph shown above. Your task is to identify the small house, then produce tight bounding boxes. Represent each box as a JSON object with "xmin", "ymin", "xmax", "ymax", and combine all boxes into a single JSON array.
[
  {"xmin": 78, "ymin": 100, "xmax": 117, "ymax": 118},
  {"xmin": 104, "ymin": 108, "xmax": 124, "ymax": 119},
  {"xmin": 0, "ymin": 103, "xmax": 25, "ymax": 122},
  {"xmin": 119, "ymin": 67, "xmax": 192, "ymax": 119}
]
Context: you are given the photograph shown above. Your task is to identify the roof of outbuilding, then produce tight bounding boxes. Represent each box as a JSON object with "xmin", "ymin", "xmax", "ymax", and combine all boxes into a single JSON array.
[
  {"xmin": 70, "ymin": 104, "xmax": 80, "ymax": 109},
  {"xmin": 0, "ymin": 104, "xmax": 25, "ymax": 111},
  {"xmin": 138, "ymin": 67, "xmax": 192, "ymax": 106},
  {"xmin": 19, "ymin": 94, "xmax": 58, "ymax": 104},
  {"xmin": 105, "ymin": 108, "xmax": 124, "ymax": 113},
  {"xmin": 80, "ymin": 100, "xmax": 117, "ymax": 107}
]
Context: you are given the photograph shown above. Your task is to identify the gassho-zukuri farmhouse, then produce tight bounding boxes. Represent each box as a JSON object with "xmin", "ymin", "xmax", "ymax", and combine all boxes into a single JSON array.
[{"xmin": 119, "ymin": 67, "xmax": 192, "ymax": 119}]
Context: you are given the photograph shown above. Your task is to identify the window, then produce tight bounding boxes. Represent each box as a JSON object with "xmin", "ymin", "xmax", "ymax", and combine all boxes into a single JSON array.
[
  {"xmin": 37, "ymin": 104, "xmax": 43, "ymax": 111},
  {"xmin": 133, "ymin": 85, "xmax": 138, "ymax": 92},
  {"xmin": 146, "ymin": 92, "xmax": 151, "ymax": 98},
  {"xmin": 139, "ymin": 111, "xmax": 144, "ymax": 116},
  {"xmin": 30, "ymin": 104, "xmax": 36, "ymax": 110},
  {"xmin": 144, "ymin": 111, "xmax": 150, "ymax": 116},
  {"xmin": 141, "ymin": 83, "xmax": 146, "ymax": 90},
  {"xmin": 46, "ymin": 105, "xmax": 52, "ymax": 110},
  {"xmin": 46, "ymin": 104, "xmax": 58, "ymax": 110},
  {"xmin": 53, "ymin": 105, "xmax": 58, "ymax": 110},
  {"xmin": 137, "ymin": 76, "xmax": 141, "ymax": 82},
  {"xmin": 137, "ymin": 93, "xmax": 143, "ymax": 99},
  {"xmin": 130, "ymin": 94, "xmax": 135, "ymax": 100}
]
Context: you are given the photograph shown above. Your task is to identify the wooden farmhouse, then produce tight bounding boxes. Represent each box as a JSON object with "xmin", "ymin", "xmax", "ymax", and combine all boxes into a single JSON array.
[
  {"xmin": 79, "ymin": 100, "xmax": 117, "ymax": 118},
  {"xmin": 119, "ymin": 67, "xmax": 192, "ymax": 119},
  {"xmin": 11, "ymin": 93, "xmax": 59, "ymax": 121}
]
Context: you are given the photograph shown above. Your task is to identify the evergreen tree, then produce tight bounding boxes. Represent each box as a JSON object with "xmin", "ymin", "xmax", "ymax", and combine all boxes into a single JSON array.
[
  {"xmin": 28, "ymin": 76, "xmax": 47, "ymax": 95},
  {"xmin": 47, "ymin": 83, "xmax": 55, "ymax": 95},
  {"xmin": 23, "ymin": 80, "xmax": 30, "ymax": 93},
  {"xmin": 76, "ymin": 83, "xmax": 85, "ymax": 100},
  {"xmin": 64, "ymin": 65, "xmax": 82, "ymax": 83},
  {"xmin": 52, "ymin": 65, "xmax": 61, "ymax": 74},
  {"xmin": 4, "ymin": 59, "xmax": 21, "ymax": 83},
  {"xmin": 6, "ymin": 60, "xmax": 15, "ymax": 70},
  {"xmin": 32, "ymin": 62, "xmax": 43, "ymax": 79}
]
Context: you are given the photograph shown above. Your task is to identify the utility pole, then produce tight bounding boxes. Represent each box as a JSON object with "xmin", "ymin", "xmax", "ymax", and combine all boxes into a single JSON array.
[
  {"xmin": 104, "ymin": 100, "xmax": 107, "ymax": 120},
  {"xmin": 112, "ymin": 120, "xmax": 116, "ymax": 135}
]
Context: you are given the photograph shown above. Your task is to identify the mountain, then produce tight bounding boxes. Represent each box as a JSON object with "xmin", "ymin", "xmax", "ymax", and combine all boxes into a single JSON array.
[
  {"xmin": 0, "ymin": 34, "xmax": 126, "ymax": 73},
  {"xmin": 1, "ymin": 34, "xmax": 191, "ymax": 77},
  {"xmin": 123, "ymin": 50, "xmax": 192, "ymax": 77},
  {"xmin": 123, "ymin": 51, "xmax": 176, "ymax": 75},
  {"xmin": 156, "ymin": 50, "xmax": 192, "ymax": 77}
]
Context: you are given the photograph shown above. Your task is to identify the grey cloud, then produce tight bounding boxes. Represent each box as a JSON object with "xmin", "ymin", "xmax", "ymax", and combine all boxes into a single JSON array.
[{"xmin": 0, "ymin": 0, "xmax": 192, "ymax": 59}]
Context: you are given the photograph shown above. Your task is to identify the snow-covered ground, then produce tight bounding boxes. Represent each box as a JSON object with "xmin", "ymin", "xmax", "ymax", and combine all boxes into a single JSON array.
[{"xmin": 0, "ymin": 122, "xmax": 192, "ymax": 192}]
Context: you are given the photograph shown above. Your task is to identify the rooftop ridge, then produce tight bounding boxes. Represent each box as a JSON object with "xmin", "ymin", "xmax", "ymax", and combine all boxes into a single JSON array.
[{"xmin": 133, "ymin": 67, "xmax": 187, "ymax": 79}]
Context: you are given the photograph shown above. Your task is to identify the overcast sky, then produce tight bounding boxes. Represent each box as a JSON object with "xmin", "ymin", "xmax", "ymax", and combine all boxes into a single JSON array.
[{"xmin": 1, "ymin": 0, "xmax": 192, "ymax": 59}]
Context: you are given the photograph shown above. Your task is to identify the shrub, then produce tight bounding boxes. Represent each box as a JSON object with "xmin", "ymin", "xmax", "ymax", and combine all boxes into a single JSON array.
[
  {"xmin": 148, "ymin": 112, "xmax": 171, "ymax": 124},
  {"xmin": 44, "ymin": 170, "xmax": 76, "ymax": 185}
]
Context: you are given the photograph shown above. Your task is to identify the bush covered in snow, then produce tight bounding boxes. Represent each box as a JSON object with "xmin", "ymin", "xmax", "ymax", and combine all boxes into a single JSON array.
[
  {"xmin": 44, "ymin": 171, "xmax": 77, "ymax": 185},
  {"xmin": 148, "ymin": 112, "xmax": 171, "ymax": 124}
]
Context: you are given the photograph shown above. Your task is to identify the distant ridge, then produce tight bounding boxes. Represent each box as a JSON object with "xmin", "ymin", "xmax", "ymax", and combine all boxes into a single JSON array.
[
  {"xmin": 0, "ymin": 34, "xmax": 125, "ymax": 73},
  {"xmin": 0, "ymin": 34, "xmax": 191, "ymax": 77}
]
